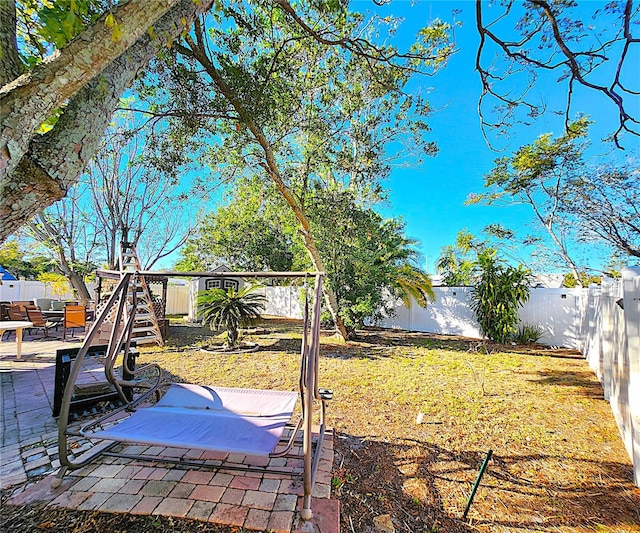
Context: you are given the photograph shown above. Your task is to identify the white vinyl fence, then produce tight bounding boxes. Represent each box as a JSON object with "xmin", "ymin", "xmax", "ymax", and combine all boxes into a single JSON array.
[
  {"xmin": 378, "ymin": 286, "xmax": 587, "ymax": 348},
  {"xmin": 0, "ymin": 279, "xmax": 96, "ymax": 302},
  {"xmin": 14, "ymin": 271, "xmax": 634, "ymax": 483},
  {"xmin": 579, "ymin": 269, "xmax": 640, "ymax": 487},
  {"xmin": 185, "ymin": 285, "xmax": 304, "ymax": 321},
  {"xmin": 258, "ymin": 286, "xmax": 304, "ymax": 318}
]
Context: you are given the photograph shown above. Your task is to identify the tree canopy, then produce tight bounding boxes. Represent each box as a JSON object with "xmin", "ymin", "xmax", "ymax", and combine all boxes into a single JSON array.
[
  {"xmin": 1, "ymin": 0, "xmax": 213, "ymax": 241},
  {"xmin": 469, "ymin": 118, "xmax": 639, "ymax": 282},
  {"xmin": 176, "ymin": 178, "xmax": 304, "ymax": 273},
  {"xmin": 139, "ymin": 1, "xmax": 451, "ymax": 338},
  {"xmin": 180, "ymin": 179, "xmax": 434, "ymax": 338}
]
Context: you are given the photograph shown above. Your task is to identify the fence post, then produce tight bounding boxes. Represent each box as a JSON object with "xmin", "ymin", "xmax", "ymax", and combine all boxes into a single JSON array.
[
  {"xmin": 600, "ymin": 279, "xmax": 619, "ymax": 401},
  {"xmin": 622, "ymin": 268, "xmax": 640, "ymax": 487}
]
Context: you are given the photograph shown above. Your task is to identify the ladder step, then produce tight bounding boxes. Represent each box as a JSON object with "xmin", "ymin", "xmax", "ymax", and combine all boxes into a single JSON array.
[
  {"xmin": 132, "ymin": 326, "xmax": 158, "ymax": 334},
  {"xmin": 118, "ymin": 243, "xmax": 162, "ymax": 347},
  {"xmin": 133, "ymin": 336, "xmax": 161, "ymax": 344}
]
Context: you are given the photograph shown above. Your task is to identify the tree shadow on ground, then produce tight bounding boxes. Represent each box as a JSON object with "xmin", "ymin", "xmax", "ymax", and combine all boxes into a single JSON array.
[
  {"xmin": 320, "ymin": 327, "xmax": 582, "ymax": 362},
  {"xmin": 526, "ymin": 369, "xmax": 606, "ymax": 399},
  {"xmin": 333, "ymin": 432, "xmax": 640, "ymax": 533}
]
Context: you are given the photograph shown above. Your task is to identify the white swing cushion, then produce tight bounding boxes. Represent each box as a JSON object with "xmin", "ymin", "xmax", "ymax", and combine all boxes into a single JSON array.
[{"xmin": 92, "ymin": 384, "xmax": 298, "ymax": 456}]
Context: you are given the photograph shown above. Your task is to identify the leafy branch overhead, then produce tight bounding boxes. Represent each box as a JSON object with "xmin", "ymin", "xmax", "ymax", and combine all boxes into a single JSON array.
[
  {"xmin": 468, "ymin": 118, "xmax": 639, "ymax": 282},
  {"xmin": 142, "ymin": 1, "xmax": 450, "ymax": 340}
]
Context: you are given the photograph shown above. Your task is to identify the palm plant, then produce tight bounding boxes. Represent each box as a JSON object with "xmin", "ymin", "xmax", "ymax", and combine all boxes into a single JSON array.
[
  {"xmin": 470, "ymin": 250, "xmax": 532, "ymax": 343},
  {"xmin": 393, "ymin": 264, "xmax": 436, "ymax": 308},
  {"xmin": 198, "ymin": 285, "xmax": 266, "ymax": 348}
]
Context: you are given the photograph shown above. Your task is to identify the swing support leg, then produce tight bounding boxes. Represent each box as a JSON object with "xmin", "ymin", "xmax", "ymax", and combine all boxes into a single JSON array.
[{"xmin": 51, "ymin": 466, "xmax": 68, "ymax": 489}]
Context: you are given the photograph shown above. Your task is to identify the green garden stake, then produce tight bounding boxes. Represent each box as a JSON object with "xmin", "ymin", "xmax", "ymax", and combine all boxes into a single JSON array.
[{"xmin": 462, "ymin": 449, "xmax": 493, "ymax": 521}]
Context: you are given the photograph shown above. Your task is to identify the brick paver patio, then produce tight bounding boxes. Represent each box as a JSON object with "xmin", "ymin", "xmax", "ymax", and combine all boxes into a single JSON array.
[{"xmin": 0, "ymin": 334, "xmax": 339, "ymax": 532}]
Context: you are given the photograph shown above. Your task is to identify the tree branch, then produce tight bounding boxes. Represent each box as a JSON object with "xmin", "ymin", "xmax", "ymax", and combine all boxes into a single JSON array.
[{"xmin": 475, "ymin": 0, "xmax": 640, "ymax": 149}]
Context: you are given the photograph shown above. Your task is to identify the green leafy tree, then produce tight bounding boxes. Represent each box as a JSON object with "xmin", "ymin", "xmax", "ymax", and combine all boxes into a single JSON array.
[
  {"xmin": 468, "ymin": 118, "xmax": 590, "ymax": 286},
  {"xmin": 3, "ymin": 0, "xmax": 635, "ymax": 242},
  {"xmin": 142, "ymin": 3, "xmax": 451, "ymax": 339},
  {"xmin": 0, "ymin": 239, "xmax": 53, "ymax": 279},
  {"xmin": 562, "ymin": 272, "xmax": 602, "ymax": 288},
  {"xmin": 183, "ymin": 184, "xmax": 433, "ymax": 338},
  {"xmin": 306, "ymin": 188, "xmax": 433, "ymax": 336},
  {"xmin": 469, "ymin": 119, "xmax": 639, "ymax": 276},
  {"xmin": 178, "ymin": 178, "xmax": 305, "ymax": 273},
  {"xmin": 198, "ymin": 285, "xmax": 266, "ymax": 348},
  {"xmin": 436, "ymin": 230, "xmax": 479, "ymax": 286},
  {"xmin": 37, "ymin": 272, "xmax": 71, "ymax": 299},
  {"xmin": 470, "ymin": 250, "xmax": 532, "ymax": 344}
]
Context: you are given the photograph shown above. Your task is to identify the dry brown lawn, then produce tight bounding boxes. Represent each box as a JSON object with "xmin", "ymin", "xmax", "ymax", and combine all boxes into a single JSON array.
[
  {"xmin": 3, "ymin": 318, "xmax": 639, "ymax": 533},
  {"xmin": 136, "ymin": 319, "xmax": 640, "ymax": 533}
]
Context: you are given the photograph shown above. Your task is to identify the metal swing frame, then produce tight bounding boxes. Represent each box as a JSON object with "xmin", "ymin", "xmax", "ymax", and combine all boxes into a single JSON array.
[{"xmin": 54, "ymin": 270, "xmax": 328, "ymax": 521}]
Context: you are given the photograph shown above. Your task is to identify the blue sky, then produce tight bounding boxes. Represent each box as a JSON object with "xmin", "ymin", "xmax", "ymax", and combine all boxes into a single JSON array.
[
  {"xmin": 146, "ymin": 1, "xmax": 637, "ymax": 274},
  {"xmin": 361, "ymin": 0, "xmax": 638, "ymax": 274}
]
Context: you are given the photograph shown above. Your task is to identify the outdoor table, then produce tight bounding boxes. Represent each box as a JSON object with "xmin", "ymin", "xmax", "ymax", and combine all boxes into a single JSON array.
[
  {"xmin": 42, "ymin": 310, "xmax": 64, "ymax": 324},
  {"xmin": 44, "ymin": 309, "xmax": 94, "ymax": 321},
  {"xmin": 0, "ymin": 321, "xmax": 33, "ymax": 360}
]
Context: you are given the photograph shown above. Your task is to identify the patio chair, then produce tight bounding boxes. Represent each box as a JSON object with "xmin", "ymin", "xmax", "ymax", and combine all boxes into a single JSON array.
[
  {"xmin": 3, "ymin": 305, "xmax": 28, "ymax": 340},
  {"xmin": 26, "ymin": 308, "xmax": 59, "ymax": 337},
  {"xmin": 7, "ymin": 304, "xmax": 27, "ymax": 321},
  {"xmin": 63, "ymin": 305, "xmax": 86, "ymax": 340}
]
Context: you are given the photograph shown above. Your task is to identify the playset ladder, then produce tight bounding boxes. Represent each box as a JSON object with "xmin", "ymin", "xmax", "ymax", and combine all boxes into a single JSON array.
[{"xmin": 119, "ymin": 242, "xmax": 163, "ymax": 346}]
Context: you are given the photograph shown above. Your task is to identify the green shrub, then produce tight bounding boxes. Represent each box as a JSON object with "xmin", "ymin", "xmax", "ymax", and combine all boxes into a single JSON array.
[
  {"xmin": 513, "ymin": 323, "xmax": 544, "ymax": 344},
  {"xmin": 470, "ymin": 250, "xmax": 532, "ymax": 344}
]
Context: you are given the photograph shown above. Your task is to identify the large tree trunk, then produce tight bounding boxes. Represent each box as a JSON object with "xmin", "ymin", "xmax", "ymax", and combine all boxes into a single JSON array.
[
  {"xmin": 0, "ymin": 0, "xmax": 24, "ymax": 87},
  {"xmin": 61, "ymin": 264, "xmax": 93, "ymax": 306},
  {"xmin": 0, "ymin": 0, "xmax": 214, "ymax": 242},
  {"xmin": 179, "ymin": 36, "xmax": 351, "ymax": 341},
  {"xmin": 0, "ymin": 0, "xmax": 178, "ymax": 182}
]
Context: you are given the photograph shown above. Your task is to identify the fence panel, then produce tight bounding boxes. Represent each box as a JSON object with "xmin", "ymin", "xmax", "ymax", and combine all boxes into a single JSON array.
[
  {"xmin": 261, "ymin": 286, "xmax": 303, "ymax": 319},
  {"xmin": 166, "ymin": 285, "xmax": 190, "ymax": 315},
  {"xmin": 520, "ymin": 289, "xmax": 584, "ymax": 348},
  {"xmin": 621, "ymin": 268, "xmax": 640, "ymax": 485},
  {"xmin": 378, "ymin": 287, "xmax": 586, "ymax": 347}
]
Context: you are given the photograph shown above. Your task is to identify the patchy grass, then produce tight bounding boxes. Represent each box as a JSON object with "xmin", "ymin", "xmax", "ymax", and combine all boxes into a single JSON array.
[
  {"xmin": 136, "ymin": 320, "xmax": 640, "ymax": 533},
  {"xmin": 4, "ymin": 319, "xmax": 637, "ymax": 533}
]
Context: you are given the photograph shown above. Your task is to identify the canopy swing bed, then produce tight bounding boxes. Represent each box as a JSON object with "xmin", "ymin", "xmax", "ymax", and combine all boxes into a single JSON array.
[{"xmin": 53, "ymin": 269, "xmax": 330, "ymax": 521}]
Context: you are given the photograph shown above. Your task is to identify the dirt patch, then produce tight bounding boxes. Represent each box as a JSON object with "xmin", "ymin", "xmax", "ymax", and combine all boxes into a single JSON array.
[{"xmin": 0, "ymin": 501, "xmax": 235, "ymax": 533}]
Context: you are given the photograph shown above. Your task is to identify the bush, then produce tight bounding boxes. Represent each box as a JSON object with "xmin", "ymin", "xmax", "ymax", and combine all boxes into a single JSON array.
[
  {"xmin": 513, "ymin": 323, "xmax": 544, "ymax": 344},
  {"xmin": 470, "ymin": 250, "xmax": 532, "ymax": 344}
]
